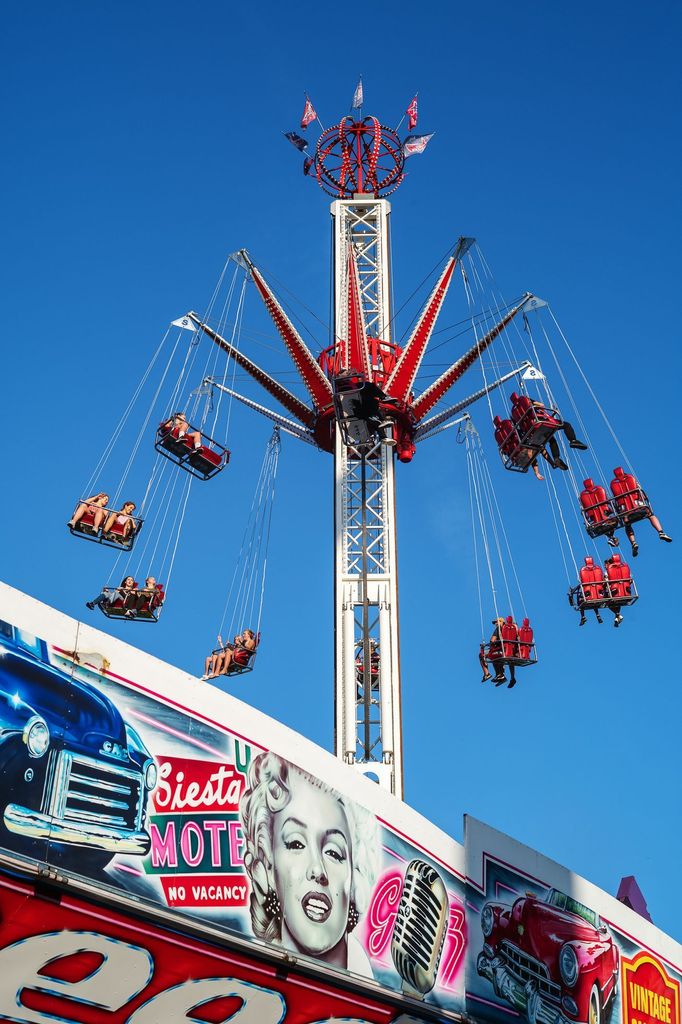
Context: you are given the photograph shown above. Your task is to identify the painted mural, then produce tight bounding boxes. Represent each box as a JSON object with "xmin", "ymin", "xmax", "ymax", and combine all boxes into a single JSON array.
[
  {"xmin": 0, "ymin": 606, "xmax": 466, "ymax": 1017},
  {"xmin": 465, "ymin": 818, "xmax": 682, "ymax": 1024}
]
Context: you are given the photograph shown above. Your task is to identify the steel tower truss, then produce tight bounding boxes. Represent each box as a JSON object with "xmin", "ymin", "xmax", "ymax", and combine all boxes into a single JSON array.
[{"xmin": 332, "ymin": 198, "xmax": 403, "ymax": 796}]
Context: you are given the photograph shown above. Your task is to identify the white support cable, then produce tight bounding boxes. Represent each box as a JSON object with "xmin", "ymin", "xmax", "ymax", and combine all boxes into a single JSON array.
[
  {"xmin": 536, "ymin": 314, "xmax": 609, "ymax": 486},
  {"xmin": 251, "ymin": 440, "xmax": 278, "ymax": 630},
  {"xmin": 544, "ymin": 463, "xmax": 580, "ymax": 577},
  {"xmin": 466, "ymin": 442, "xmax": 485, "ymax": 639},
  {"xmin": 479, "ymin": 450, "xmax": 527, "ymax": 620},
  {"xmin": 548, "ymin": 306, "xmax": 635, "ymax": 474},
  {"xmin": 475, "ymin": 450, "xmax": 515, "ymax": 618},
  {"xmin": 217, "ymin": 431, "xmax": 280, "ymax": 642},
  {"xmin": 461, "ymin": 265, "xmax": 496, "ymax": 424},
  {"xmin": 162, "ymin": 473, "xmax": 194, "ymax": 597},
  {"xmin": 542, "ymin": 473, "xmax": 573, "ymax": 586},
  {"xmin": 132, "ymin": 463, "xmax": 183, "ymax": 580},
  {"xmin": 195, "ymin": 266, "xmax": 240, "ymax": 429},
  {"xmin": 158, "ymin": 473, "xmax": 192, "ymax": 581},
  {"xmin": 469, "ymin": 249, "xmax": 519, "ymax": 382},
  {"xmin": 467, "ymin": 432, "xmax": 500, "ymax": 621},
  {"xmin": 83, "ymin": 327, "xmax": 172, "ymax": 501},
  {"xmin": 213, "ymin": 276, "xmax": 247, "ymax": 444}
]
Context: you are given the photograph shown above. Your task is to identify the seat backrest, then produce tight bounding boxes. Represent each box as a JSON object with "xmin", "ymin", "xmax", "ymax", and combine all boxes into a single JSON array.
[
  {"xmin": 606, "ymin": 557, "xmax": 631, "ymax": 597},
  {"xmin": 495, "ymin": 418, "xmax": 518, "ymax": 456},
  {"xmin": 511, "ymin": 394, "xmax": 532, "ymax": 424},
  {"xmin": 501, "ymin": 616, "xmax": 519, "ymax": 658},
  {"xmin": 610, "ymin": 466, "xmax": 642, "ymax": 512},
  {"xmin": 518, "ymin": 617, "xmax": 533, "ymax": 658},
  {"xmin": 579, "ymin": 558, "xmax": 604, "ymax": 601},
  {"xmin": 580, "ymin": 481, "xmax": 611, "ymax": 523}
]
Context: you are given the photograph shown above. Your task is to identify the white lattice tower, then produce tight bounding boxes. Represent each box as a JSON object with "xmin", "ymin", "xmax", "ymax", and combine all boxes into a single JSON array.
[{"xmin": 332, "ymin": 198, "xmax": 403, "ymax": 799}]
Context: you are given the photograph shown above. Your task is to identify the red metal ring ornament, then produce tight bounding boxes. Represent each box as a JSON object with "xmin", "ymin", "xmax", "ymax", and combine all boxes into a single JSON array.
[{"xmin": 314, "ymin": 116, "xmax": 405, "ymax": 199}]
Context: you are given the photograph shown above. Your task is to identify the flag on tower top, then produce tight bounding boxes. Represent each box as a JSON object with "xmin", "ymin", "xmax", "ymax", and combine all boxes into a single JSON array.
[
  {"xmin": 403, "ymin": 133, "xmax": 433, "ymax": 157},
  {"xmin": 284, "ymin": 131, "xmax": 309, "ymax": 152},
  {"xmin": 352, "ymin": 78, "xmax": 363, "ymax": 109},
  {"xmin": 406, "ymin": 95, "xmax": 418, "ymax": 130},
  {"xmin": 300, "ymin": 95, "xmax": 317, "ymax": 129},
  {"xmin": 303, "ymin": 156, "xmax": 314, "ymax": 176}
]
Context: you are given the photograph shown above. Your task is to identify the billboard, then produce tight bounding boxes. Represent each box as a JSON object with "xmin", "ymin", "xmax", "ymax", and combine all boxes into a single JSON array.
[
  {"xmin": 464, "ymin": 817, "xmax": 682, "ymax": 1024},
  {"xmin": 0, "ymin": 873, "xmax": 423, "ymax": 1023},
  {"xmin": 0, "ymin": 583, "xmax": 466, "ymax": 1019}
]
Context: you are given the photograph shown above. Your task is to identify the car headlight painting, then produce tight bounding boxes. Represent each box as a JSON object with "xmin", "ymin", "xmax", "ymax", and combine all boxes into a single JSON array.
[
  {"xmin": 23, "ymin": 717, "xmax": 50, "ymax": 758},
  {"xmin": 559, "ymin": 943, "xmax": 579, "ymax": 987},
  {"xmin": 144, "ymin": 760, "xmax": 158, "ymax": 790},
  {"xmin": 481, "ymin": 904, "xmax": 494, "ymax": 937}
]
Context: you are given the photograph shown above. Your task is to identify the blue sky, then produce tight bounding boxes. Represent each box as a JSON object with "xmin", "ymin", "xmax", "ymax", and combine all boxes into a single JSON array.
[{"xmin": 2, "ymin": 1, "xmax": 681, "ymax": 939}]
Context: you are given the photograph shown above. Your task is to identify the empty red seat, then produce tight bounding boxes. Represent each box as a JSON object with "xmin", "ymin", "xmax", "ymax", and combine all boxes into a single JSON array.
[
  {"xmin": 579, "ymin": 557, "xmax": 605, "ymax": 604},
  {"xmin": 501, "ymin": 616, "xmax": 519, "ymax": 659},
  {"xmin": 610, "ymin": 466, "xmax": 647, "ymax": 515},
  {"xmin": 605, "ymin": 555, "xmax": 632, "ymax": 600},
  {"xmin": 510, "ymin": 392, "xmax": 534, "ymax": 435},
  {"xmin": 190, "ymin": 446, "xmax": 222, "ymax": 470},
  {"xmin": 518, "ymin": 618, "xmax": 534, "ymax": 659},
  {"xmin": 494, "ymin": 415, "xmax": 520, "ymax": 458},
  {"xmin": 580, "ymin": 478, "xmax": 613, "ymax": 525}
]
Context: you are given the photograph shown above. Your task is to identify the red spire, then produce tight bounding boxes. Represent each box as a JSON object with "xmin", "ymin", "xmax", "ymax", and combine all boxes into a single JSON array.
[
  {"xmin": 345, "ymin": 247, "xmax": 371, "ymax": 376},
  {"xmin": 384, "ymin": 256, "xmax": 456, "ymax": 403}
]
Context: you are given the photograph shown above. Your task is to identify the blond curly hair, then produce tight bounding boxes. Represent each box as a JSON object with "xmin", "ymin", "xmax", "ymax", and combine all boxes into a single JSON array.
[{"xmin": 240, "ymin": 750, "xmax": 380, "ymax": 943}]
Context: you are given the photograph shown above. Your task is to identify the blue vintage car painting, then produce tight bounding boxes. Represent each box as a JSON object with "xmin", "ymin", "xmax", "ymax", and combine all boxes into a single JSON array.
[{"xmin": 0, "ymin": 619, "xmax": 157, "ymax": 873}]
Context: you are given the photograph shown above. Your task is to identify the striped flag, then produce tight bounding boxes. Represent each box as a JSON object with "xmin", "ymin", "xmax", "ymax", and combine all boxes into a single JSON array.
[
  {"xmin": 406, "ymin": 95, "xmax": 418, "ymax": 130},
  {"xmin": 300, "ymin": 95, "xmax": 317, "ymax": 129},
  {"xmin": 352, "ymin": 78, "xmax": 363, "ymax": 109},
  {"xmin": 403, "ymin": 133, "xmax": 433, "ymax": 157}
]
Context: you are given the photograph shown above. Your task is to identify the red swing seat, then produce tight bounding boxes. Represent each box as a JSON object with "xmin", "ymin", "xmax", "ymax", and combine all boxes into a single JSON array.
[
  {"xmin": 579, "ymin": 479, "xmax": 619, "ymax": 538},
  {"xmin": 155, "ymin": 421, "xmax": 230, "ymax": 481},
  {"xmin": 493, "ymin": 416, "xmax": 534, "ymax": 472},
  {"xmin": 510, "ymin": 392, "xmax": 563, "ymax": 451},
  {"xmin": 227, "ymin": 632, "xmax": 259, "ymax": 675},
  {"xmin": 610, "ymin": 467, "xmax": 652, "ymax": 526},
  {"xmin": 101, "ymin": 516, "xmax": 141, "ymax": 549},
  {"xmin": 571, "ymin": 557, "xmax": 607, "ymax": 610},
  {"xmin": 604, "ymin": 555, "xmax": 638, "ymax": 608}
]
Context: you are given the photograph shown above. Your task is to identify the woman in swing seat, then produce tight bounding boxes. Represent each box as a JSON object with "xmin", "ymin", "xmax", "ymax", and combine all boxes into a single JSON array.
[
  {"xmin": 68, "ymin": 493, "xmax": 110, "ymax": 533},
  {"xmin": 102, "ymin": 500, "xmax": 138, "ymax": 542},
  {"xmin": 161, "ymin": 412, "xmax": 203, "ymax": 451},
  {"xmin": 87, "ymin": 576, "xmax": 137, "ymax": 612}
]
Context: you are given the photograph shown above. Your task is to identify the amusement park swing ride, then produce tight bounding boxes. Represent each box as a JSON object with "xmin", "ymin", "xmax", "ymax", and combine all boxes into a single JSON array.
[{"xmin": 68, "ymin": 93, "xmax": 672, "ymax": 803}]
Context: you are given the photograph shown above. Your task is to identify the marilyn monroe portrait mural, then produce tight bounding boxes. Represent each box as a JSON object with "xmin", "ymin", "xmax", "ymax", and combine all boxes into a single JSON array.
[{"xmin": 240, "ymin": 750, "xmax": 380, "ymax": 976}]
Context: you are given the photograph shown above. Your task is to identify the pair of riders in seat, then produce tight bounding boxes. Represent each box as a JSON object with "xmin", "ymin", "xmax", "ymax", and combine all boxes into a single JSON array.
[
  {"xmin": 202, "ymin": 630, "xmax": 258, "ymax": 679},
  {"xmin": 87, "ymin": 576, "xmax": 164, "ymax": 618},
  {"xmin": 68, "ymin": 494, "xmax": 139, "ymax": 542}
]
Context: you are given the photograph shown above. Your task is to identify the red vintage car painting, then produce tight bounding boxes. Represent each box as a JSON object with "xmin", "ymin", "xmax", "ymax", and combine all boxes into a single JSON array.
[{"xmin": 477, "ymin": 888, "xmax": 619, "ymax": 1024}]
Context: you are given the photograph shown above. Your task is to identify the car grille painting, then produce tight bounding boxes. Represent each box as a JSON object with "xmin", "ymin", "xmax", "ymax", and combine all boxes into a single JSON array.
[
  {"xmin": 499, "ymin": 940, "xmax": 561, "ymax": 1001},
  {"xmin": 44, "ymin": 751, "xmax": 143, "ymax": 832}
]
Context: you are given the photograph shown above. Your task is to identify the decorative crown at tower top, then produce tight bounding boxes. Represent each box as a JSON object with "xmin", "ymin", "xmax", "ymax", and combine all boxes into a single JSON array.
[{"xmin": 283, "ymin": 86, "xmax": 433, "ymax": 199}]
